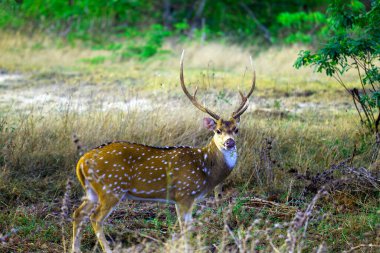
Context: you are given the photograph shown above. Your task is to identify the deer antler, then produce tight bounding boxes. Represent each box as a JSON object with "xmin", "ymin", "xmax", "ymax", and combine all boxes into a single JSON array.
[
  {"xmin": 180, "ymin": 50, "xmax": 221, "ymax": 120},
  {"xmin": 232, "ymin": 57, "xmax": 256, "ymax": 119}
]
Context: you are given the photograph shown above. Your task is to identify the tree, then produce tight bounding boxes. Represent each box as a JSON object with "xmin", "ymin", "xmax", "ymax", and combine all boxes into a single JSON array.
[{"xmin": 295, "ymin": 0, "xmax": 380, "ymax": 139}]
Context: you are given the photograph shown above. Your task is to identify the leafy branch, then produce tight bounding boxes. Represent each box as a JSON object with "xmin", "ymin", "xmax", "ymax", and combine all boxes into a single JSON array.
[{"xmin": 295, "ymin": 0, "xmax": 380, "ymax": 139}]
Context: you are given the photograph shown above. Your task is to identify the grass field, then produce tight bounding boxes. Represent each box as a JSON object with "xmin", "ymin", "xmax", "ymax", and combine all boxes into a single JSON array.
[{"xmin": 0, "ymin": 33, "xmax": 379, "ymax": 252}]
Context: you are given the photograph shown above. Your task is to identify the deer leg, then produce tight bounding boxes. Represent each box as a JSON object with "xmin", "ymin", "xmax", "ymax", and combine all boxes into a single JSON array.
[
  {"xmin": 175, "ymin": 199, "xmax": 194, "ymax": 232},
  {"xmin": 175, "ymin": 204, "xmax": 183, "ymax": 230},
  {"xmin": 214, "ymin": 183, "xmax": 223, "ymax": 205},
  {"xmin": 175, "ymin": 199, "xmax": 195, "ymax": 253},
  {"xmin": 72, "ymin": 199, "xmax": 97, "ymax": 253},
  {"xmin": 90, "ymin": 195, "xmax": 120, "ymax": 253}
]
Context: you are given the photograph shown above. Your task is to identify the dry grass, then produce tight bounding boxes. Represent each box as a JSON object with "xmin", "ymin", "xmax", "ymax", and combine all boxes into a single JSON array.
[
  {"xmin": 0, "ymin": 32, "xmax": 358, "ymax": 86},
  {"xmin": 0, "ymin": 32, "xmax": 111, "ymax": 71},
  {"xmin": 0, "ymin": 33, "xmax": 379, "ymax": 252},
  {"xmin": 0, "ymin": 102, "xmax": 369, "ymax": 203}
]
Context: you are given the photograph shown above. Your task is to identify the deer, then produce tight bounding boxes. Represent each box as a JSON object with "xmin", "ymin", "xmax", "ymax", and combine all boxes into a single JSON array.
[{"xmin": 72, "ymin": 51, "xmax": 256, "ymax": 253}]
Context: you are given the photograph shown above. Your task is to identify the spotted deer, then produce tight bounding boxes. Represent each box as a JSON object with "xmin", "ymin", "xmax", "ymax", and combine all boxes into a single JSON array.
[{"xmin": 72, "ymin": 51, "xmax": 256, "ymax": 253}]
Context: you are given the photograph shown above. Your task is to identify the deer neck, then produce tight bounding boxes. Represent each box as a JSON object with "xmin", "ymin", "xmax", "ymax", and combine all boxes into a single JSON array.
[{"xmin": 202, "ymin": 138, "xmax": 238, "ymax": 188}]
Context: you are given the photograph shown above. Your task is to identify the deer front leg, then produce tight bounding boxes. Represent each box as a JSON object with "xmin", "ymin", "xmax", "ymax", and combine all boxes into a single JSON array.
[
  {"xmin": 175, "ymin": 199, "xmax": 195, "ymax": 253},
  {"xmin": 214, "ymin": 183, "xmax": 223, "ymax": 205},
  {"xmin": 175, "ymin": 199, "xmax": 195, "ymax": 232}
]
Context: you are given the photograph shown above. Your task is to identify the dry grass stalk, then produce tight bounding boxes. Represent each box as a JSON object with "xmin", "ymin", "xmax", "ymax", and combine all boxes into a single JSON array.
[
  {"xmin": 246, "ymin": 136, "xmax": 279, "ymax": 188},
  {"xmin": 285, "ymin": 188, "xmax": 328, "ymax": 253},
  {"xmin": 315, "ymin": 242, "xmax": 328, "ymax": 253},
  {"xmin": 343, "ymin": 244, "xmax": 380, "ymax": 253},
  {"xmin": 204, "ymin": 189, "xmax": 329, "ymax": 253},
  {"xmin": 239, "ymin": 197, "xmax": 297, "ymax": 217},
  {"xmin": 72, "ymin": 134, "xmax": 86, "ymax": 156},
  {"xmin": 302, "ymin": 157, "xmax": 380, "ymax": 195},
  {"xmin": 0, "ymin": 228, "xmax": 18, "ymax": 244},
  {"xmin": 259, "ymin": 137, "xmax": 276, "ymax": 185},
  {"xmin": 60, "ymin": 178, "xmax": 73, "ymax": 253}
]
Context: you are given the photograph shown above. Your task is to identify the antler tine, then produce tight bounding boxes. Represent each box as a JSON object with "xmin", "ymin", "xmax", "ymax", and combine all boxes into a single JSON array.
[
  {"xmin": 180, "ymin": 50, "xmax": 220, "ymax": 120},
  {"xmin": 232, "ymin": 57, "xmax": 256, "ymax": 119}
]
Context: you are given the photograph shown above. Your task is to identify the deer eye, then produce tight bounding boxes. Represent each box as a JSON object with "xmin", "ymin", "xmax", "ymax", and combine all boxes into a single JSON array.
[
  {"xmin": 216, "ymin": 129, "xmax": 222, "ymax": 134},
  {"xmin": 234, "ymin": 129, "xmax": 239, "ymax": 134}
]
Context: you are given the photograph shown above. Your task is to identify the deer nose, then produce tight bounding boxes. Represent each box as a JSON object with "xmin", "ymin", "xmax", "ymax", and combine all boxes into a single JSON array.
[{"xmin": 224, "ymin": 138, "xmax": 235, "ymax": 149}]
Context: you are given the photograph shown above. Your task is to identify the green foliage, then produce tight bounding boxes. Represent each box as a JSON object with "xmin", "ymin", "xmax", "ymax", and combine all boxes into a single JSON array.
[
  {"xmin": 216, "ymin": 90, "xmax": 232, "ymax": 105},
  {"xmin": 0, "ymin": 0, "xmax": 24, "ymax": 28},
  {"xmin": 122, "ymin": 24, "xmax": 171, "ymax": 61},
  {"xmin": 81, "ymin": 56, "xmax": 107, "ymax": 65},
  {"xmin": 284, "ymin": 32, "xmax": 312, "ymax": 44},
  {"xmin": 273, "ymin": 100, "xmax": 281, "ymax": 110},
  {"xmin": 173, "ymin": 20, "xmax": 190, "ymax": 34},
  {"xmin": 0, "ymin": 0, "xmax": 162, "ymax": 35},
  {"xmin": 277, "ymin": 11, "xmax": 327, "ymax": 44},
  {"xmin": 295, "ymin": 1, "xmax": 380, "ymax": 135},
  {"xmin": 278, "ymin": 12, "xmax": 326, "ymax": 27},
  {"xmin": 0, "ymin": 0, "xmax": 331, "ymax": 48}
]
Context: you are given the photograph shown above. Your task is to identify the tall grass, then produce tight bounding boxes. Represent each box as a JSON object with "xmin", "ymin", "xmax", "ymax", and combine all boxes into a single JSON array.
[{"xmin": 0, "ymin": 100, "xmax": 371, "ymax": 205}]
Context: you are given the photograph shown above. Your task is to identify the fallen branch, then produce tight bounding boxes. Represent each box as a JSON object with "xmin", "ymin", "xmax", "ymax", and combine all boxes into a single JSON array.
[{"xmin": 343, "ymin": 244, "xmax": 380, "ymax": 253}]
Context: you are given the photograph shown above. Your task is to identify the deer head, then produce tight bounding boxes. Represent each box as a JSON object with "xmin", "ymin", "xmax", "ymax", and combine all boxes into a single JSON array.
[{"xmin": 180, "ymin": 50, "xmax": 255, "ymax": 152}]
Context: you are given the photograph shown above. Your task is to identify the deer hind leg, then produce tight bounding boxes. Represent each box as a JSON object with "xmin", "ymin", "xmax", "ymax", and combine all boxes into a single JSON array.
[
  {"xmin": 90, "ymin": 194, "xmax": 120, "ymax": 253},
  {"xmin": 72, "ymin": 187, "xmax": 98, "ymax": 253}
]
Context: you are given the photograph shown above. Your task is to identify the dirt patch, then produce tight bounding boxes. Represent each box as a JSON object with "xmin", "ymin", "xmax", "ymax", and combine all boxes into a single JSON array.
[
  {"xmin": 0, "ymin": 73, "xmax": 23, "ymax": 85},
  {"xmin": 284, "ymin": 90, "xmax": 315, "ymax": 97},
  {"xmin": 0, "ymin": 73, "xmax": 354, "ymax": 116}
]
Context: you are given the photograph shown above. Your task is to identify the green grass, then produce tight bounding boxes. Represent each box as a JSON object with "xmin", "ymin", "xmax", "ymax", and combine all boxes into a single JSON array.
[{"xmin": 0, "ymin": 33, "xmax": 379, "ymax": 252}]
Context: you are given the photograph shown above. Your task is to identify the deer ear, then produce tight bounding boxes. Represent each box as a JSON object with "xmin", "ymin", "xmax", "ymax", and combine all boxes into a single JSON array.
[{"xmin": 203, "ymin": 117, "xmax": 216, "ymax": 131}]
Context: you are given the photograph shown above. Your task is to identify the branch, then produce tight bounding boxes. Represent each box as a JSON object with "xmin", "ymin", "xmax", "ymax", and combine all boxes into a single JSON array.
[
  {"xmin": 351, "ymin": 94, "xmax": 365, "ymax": 124},
  {"xmin": 332, "ymin": 74, "xmax": 351, "ymax": 96},
  {"xmin": 240, "ymin": 3, "xmax": 272, "ymax": 44},
  {"xmin": 353, "ymin": 58, "xmax": 368, "ymax": 95},
  {"xmin": 343, "ymin": 244, "xmax": 380, "ymax": 253},
  {"xmin": 189, "ymin": 0, "xmax": 207, "ymax": 33},
  {"xmin": 375, "ymin": 110, "xmax": 380, "ymax": 134}
]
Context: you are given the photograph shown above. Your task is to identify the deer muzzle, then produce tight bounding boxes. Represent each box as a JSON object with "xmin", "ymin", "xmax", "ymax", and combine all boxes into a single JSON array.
[{"xmin": 224, "ymin": 138, "xmax": 236, "ymax": 149}]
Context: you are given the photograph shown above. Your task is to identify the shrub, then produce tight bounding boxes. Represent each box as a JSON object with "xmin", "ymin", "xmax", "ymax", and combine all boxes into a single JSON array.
[
  {"xmin": 277, "ymin": 11, "xmax": 327, "ymax": 44},
  {"xmin": 122, "ymin": 24, "xmax": 171, "ymax": 61},
  {"xmin": 295, "ymin": 0, "xmax": 380, "ymax": 138}
]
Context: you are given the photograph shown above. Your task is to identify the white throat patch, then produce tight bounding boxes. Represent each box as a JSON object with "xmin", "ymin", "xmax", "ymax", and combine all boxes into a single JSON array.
[
  {"xmin": 213, "ymin": 138, "xmax": 238, "ymax": 169},
  {"xmin": 222, "ymin": 148, "xmax": 238, "ymax": 169}
]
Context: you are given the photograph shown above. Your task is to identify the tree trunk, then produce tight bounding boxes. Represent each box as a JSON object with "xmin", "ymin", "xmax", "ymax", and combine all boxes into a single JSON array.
[
  {"xmin": 163, "ymin": 0, "xmax": 173, "ymax": 29},
  {"xmin": 240, "ymin": 3, "xmax": 272, "ymax": 44},
  {"xmin": 189, "ymin": 0, "xmax": 207, "ymax": 38}
]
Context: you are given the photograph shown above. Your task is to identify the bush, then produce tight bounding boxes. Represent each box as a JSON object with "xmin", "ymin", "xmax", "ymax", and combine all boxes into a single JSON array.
[
  {"xmin": 122, "ymin": 24, "xmax": 171, "ymax": 61},
  {"xmin": 277, "ymin": 11, "xmax": 327, "ymax": 44},
  {"xmin": 295, "ymin": 0, "xmax": 380, "ymax": 137}
]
